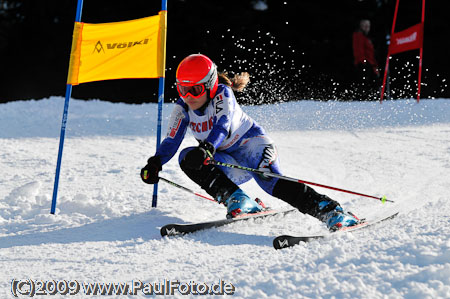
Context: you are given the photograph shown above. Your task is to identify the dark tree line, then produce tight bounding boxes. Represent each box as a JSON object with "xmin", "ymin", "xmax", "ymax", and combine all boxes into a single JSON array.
[{"xmin": 1, "ymin": 0, "xmax": 449, "ymax": 104}]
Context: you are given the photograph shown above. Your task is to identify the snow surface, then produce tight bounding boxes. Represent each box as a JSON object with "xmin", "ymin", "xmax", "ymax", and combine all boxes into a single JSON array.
[{"xmin": 1, "ymin": 97, "xmax": 449, "ymax": 298}]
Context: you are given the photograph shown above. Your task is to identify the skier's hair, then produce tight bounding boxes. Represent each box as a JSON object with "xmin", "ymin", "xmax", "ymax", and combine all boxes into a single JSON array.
[{"xmin": 218, "ymin": 72, "xmax": 250, "ymax": 92}]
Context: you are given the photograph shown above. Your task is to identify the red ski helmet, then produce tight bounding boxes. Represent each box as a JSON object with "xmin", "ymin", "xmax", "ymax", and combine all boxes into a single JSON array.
[{"xmin": 176, "ymin": 54, "xmax": 218, "ymax": 99}]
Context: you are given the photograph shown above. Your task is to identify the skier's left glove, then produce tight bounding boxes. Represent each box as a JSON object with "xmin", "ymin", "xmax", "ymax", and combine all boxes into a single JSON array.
[
  {"xmin": 141, "ymin": 156, "xmax": 162, "ymax": 184},
  {"xmin": 183, "ymin": 141, "xmax": 215, "ymax": 170}
]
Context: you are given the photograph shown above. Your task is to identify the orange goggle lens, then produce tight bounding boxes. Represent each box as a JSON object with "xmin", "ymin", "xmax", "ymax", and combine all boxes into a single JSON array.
[{"xmin": 177, "ymin": 84, "xmax": 206, "ymax": 98}]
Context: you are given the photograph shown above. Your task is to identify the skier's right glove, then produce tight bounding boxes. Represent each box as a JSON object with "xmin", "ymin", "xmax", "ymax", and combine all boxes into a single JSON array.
[{"xmin": 140, "ymin": 156, "xmax": 162, "ymax": 184}]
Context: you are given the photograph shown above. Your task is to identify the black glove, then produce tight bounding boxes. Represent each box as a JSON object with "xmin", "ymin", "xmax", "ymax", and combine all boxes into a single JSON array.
[
  {"xmin": 183, "ymin": 141, "xmax": 216, "ymax": 170},
  {"xmin": 140, "ymin": 156, "xmax": 162, "ymax": 184}
]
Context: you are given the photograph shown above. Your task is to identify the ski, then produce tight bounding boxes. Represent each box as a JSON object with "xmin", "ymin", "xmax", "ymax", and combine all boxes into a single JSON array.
[
  {"xmin": 161, "ymin": 208, "xmax": 297, "ymax": 237},
  {"xmin": 273, "ymin": 211, "xmax": 399, "ymax": 250}
]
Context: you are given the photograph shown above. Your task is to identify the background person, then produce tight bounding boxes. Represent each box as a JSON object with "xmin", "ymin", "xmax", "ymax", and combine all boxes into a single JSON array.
[{"xmin": 352, "ymin": 19, "xmax": 380, "ymax": 99}]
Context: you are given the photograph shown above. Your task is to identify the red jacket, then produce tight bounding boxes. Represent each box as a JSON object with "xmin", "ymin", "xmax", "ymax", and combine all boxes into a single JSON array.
[{"xmin": 352, "ymin": 31, "xmax": 378, "ymax": 69}]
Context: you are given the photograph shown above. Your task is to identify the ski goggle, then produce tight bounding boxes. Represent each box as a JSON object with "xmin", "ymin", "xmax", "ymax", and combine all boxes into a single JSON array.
[{"xmin": 177, "ymin": 83, "xmax": 206, "ymax": 99}]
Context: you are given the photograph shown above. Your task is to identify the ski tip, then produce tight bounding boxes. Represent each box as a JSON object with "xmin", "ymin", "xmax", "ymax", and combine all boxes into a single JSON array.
[
  {"xmin": 160, "ymin": 225, "xmax": 183, "ymax": 237},
  {"xmin": 160, "ymin": 226, "xmax": 169, "ymax": 237},
  {"xmin": 273, "ymin": 235, "xmax": 293, "ymax": 250}
]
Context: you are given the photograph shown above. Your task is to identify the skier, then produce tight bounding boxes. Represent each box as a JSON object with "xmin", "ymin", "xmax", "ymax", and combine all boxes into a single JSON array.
[{"xmin": 141, "ymin": 54, "xmax": 359, "ymax": 230}]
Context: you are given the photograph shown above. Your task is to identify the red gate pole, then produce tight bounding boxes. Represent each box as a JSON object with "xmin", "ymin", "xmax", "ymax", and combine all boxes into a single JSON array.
[
  {"xmin": 380, "ymin": 0, "xmax": 400, "ymax": 103},
  {"xmin": 417, "ymin": 0, "xmax": 426, "ymax": 103}
]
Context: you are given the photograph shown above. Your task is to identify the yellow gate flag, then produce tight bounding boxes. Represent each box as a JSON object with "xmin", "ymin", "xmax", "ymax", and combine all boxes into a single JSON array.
[{"xmin": 67, "ymin": 11, "xmax": 167, "ymax": 85}]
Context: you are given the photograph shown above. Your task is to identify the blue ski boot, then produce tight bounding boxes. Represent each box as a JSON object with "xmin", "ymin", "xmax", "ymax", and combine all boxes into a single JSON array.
[
  {"xmin": 317, "ymin": 199, "xmax": 360, "ymax": 231},
  {"xmin": 223, "ymin": 189, "xmax": 263, "ymax": 219}
]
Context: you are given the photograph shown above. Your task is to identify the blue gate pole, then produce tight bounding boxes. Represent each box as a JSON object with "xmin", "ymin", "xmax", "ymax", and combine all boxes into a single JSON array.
[
  {"xmin": 152, "ymin": 0, "xmax": 168, "ymax": 208},
  {"xmin": 152, "ymin": 77, "xmax": 165, "ymax": 208},
  {"xmin": 51, "ymin": 0, "xmax": 84, "ymax": 214}
]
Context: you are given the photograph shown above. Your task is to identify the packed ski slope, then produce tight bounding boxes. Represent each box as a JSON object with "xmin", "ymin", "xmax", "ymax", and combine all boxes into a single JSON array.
[{"xmin": 1, "ymin": 97, "xmax": 449, "ymax": 298}]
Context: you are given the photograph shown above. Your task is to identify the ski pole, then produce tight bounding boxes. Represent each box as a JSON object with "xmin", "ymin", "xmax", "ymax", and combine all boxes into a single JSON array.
[
  {"xmin": 159, "ymin": 176, "xmax": 218, "ymax": 204},
  {"xmin": 207, "ymin": 159, "xmax": 393, "ymax": 203}
]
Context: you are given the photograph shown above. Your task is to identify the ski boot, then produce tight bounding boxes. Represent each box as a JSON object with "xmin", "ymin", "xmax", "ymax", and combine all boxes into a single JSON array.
[
  {"xmin": 317, "ymin": 199, "xmax": 360, "ymax": 231},
  {"xmin": 222, "ymin": 189, "xmax": 264, "ymax": 219}
]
